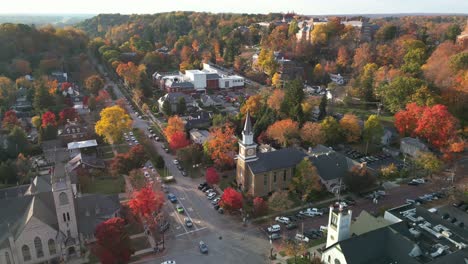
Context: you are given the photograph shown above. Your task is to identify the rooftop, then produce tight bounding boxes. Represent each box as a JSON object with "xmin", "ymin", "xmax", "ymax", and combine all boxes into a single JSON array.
[
  {"xmin": 67, "ymin": 139, "xmax": 98, "ymax": 150},
  {"xmin": 247, "ymin": 148, "xmax": 306, "ymax": 174}
]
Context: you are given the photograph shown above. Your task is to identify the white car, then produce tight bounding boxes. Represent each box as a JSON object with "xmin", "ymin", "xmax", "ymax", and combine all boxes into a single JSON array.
[
  {"xmin": 173, "ymin": 160, "xmax": 179, "ymax": 165},
  {"xmin": 129, "ymin": 132, "xmax": 134, "ymax": 136},
  {"xmin": 299, "ymin": 208, "xmax": 323, "ymax": 217},
  {"xmin": 267, "ymin": 224, "xmax": 281, "ymax": 233},
  {"xmin": 295, "ymin": 234, "xmax": 310, "ymax": 243},
  {"xmin": 207, "ymin": 192, "xmax": 217, "ymax": 200},
  {"xmin": 211, "ymin": 197, "xmax": 221, "ymax": 204},
  {"xmin": 275, "ymin": 216, "xmax": 291, "ymax": 224},
  {"xmin": 161, "ymin": 261, "xmax": 176, "ymax": 264}
]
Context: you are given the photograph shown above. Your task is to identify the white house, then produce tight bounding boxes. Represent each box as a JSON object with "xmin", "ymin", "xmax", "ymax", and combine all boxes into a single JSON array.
[
  {"xmin": 329, "ymin": 73, "xmax": 345, "ymax": 85},
  {"xmin": 400, "ymin": 137, "xmax": 429, "ymax": 157}
]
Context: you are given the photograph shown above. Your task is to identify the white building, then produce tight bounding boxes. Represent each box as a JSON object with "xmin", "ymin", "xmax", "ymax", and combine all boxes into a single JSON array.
[
  {"xmin": 185, "ymin": 70, "xmax": 207, "ymax": 91},
  {"xmin": 189, "ymin": 129, "xmax": 210, "ymax": 145},
  {"xmin": 329, "ymin": 73, "xmax": 345, "ymax": 85},
  {"xmin": 400, "ymin": 137, "xmax": 429, "ymax": 157}
]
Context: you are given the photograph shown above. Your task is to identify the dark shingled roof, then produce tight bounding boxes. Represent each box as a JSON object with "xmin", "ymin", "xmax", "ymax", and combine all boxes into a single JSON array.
[
  {"xmin": 308, "ymin": 151, "xmax": 352, "ymax": 181},
  {"xmin": 0, "ymin": 185, "xmax": 29, "ymax": 200},
  {"xmin": 76, "ymin": 193, "xmax": 120, "ymax": 236},
  {"xmin": 247, "ymin": 148, "xmax": 306, "ymax": 174},
  {"xmin": 206, "ymin": 73, "xmax": 220, "ymax": 80}
]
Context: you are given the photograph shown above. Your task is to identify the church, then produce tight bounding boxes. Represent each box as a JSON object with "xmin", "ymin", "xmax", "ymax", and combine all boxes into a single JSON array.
[{"xmin": 0, "ymin": 165, "xmax": 120, "ymax": 264}]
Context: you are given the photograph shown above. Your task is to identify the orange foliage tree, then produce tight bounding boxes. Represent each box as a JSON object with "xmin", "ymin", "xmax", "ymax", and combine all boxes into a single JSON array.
[
  {"xmin": 300, "ymin": 122, "xmax": 325, "ymax": 147},
  {"xmin": 267, "ymin": 89, "xmax": 285, "ymax": 112},
  {"xmin": 205, "ymin": 123, "xmax": 237, "ymax": 168},
  {"xmin": 266, "ymin": 119, "xmax": 299, "ymax": 147},
  {"xmin": 339, "ymin": 114, "xmax": 362, "ymax": 143},
  {"xmin": 128, "ymin": 184, "xmax": 165, "ymax": 226},
  {"xmin": 168, "ymin": 131, "xmax": 190, "ymax": 150},
  {"xmin": 116, "ymin": 62, "xmax": 141, "ymax": 86},
  {"xmin": 164, "ymin": 116, "xmax": 185, "ymax": 141}
]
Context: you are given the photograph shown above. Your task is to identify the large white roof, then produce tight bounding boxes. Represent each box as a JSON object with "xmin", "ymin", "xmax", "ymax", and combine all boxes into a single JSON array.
[{"xmin": 67, "ymin": 139, "xmax": 98, "ymax": 150}]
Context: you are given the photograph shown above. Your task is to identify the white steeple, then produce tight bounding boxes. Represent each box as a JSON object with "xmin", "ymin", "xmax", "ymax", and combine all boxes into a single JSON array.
[{"xmin": 242, "ymin": 111, "xmax": 254, "ymax": 145}]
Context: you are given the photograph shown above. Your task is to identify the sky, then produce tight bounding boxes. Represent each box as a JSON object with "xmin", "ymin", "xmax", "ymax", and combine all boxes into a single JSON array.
[{"xmin": 1, "ymin": 0, "xmax": 468, "ymax": 15}]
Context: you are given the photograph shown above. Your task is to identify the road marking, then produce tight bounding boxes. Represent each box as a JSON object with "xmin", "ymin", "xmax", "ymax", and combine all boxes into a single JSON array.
[{"xmin": 175, "ymin": 227, "xmax": 208, "ymax": 237}]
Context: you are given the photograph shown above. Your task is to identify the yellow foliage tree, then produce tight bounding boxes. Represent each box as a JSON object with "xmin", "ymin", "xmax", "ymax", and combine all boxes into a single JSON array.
[
  {"xmin": 95, "ymin": 106, "xmax": 132, "ymax": 144},
  {"xmin": 240, "ymin": 94, "xmax": 263, "ymax": 117},
  {"xmin": 339, "ymin": 114, "xmax": 362, "ymax": 143},
  {"xmin": 272, "ymin": 73, "xmax": 281, "ymax": 88}
]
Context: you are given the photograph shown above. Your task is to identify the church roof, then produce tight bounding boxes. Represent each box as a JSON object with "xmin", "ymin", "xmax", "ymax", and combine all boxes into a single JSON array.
[
  {"xmin": 76, "ymin": 193, "xmax": 120, "ymax": 236},
  {"xmin": 0, "ymin": 184, "xmax": 29, "ymax": 200},
  {"xmin": 307, "ymin": 150, "xmax": 352, "ymax": 181},
  {"xmin": 247, "ymin": 148, "xmax": 307, "ymax": 174}
]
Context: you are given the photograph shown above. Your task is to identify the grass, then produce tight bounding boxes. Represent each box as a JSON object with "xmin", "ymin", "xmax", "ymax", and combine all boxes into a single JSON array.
[
  {"xmin": 83, "ymin": 176, "xmax": 125, "ymax": 194},
  {"xmin": 308, "ymin": 237, "xmax": 326, "ymax": 248},
  {"xmin": 131, "ymin": 236, "xmax": 151, "ymax": 251},
  {"xmin": 332, "ymin": 104, "xmax": 394, "ymax": 124},
  {"xmin": 279, "ymin": 251, "xmax": 286, "ymax": 257},
  {"xmin": 286, "ymin": 257, "xmax": 311, "ymax": 264}
]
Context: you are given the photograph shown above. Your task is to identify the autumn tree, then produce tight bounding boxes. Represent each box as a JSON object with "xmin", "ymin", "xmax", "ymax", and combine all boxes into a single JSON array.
[
  {"xmin": 128, "ymin": 169, "xmax": 146, "ymax": 189},
  {"xmin": 344, "ymin": 165, "xmax": 376, "ymax": 193},
  {"xmin": 300, "ymin": 122, "xmax": 325, "ymax": 147},
  {"xmin": 336, "ymin": 46, "xmax": 350, "ymax": 70},
  {"xmin": 267, "ymin": 89, "xmax": 285, "ymax": 112},
  {"xmin": 220, "ymin": 187, "xmax": 243, "ymax": 211},
  {"xmin": 266, "ymin": 119, "xmax": 299, "ymax": 147},
  {"xmin": 111, "ymin": 145, "xmax": 147, "ymax": 175},
  {"xmin": 414, "ymin": 152, "xmax": 442, "ymax": 178},
  {"xmin": 95, "ymin": 106, "xmax": 132, "ymax": 144},
  {"xmin": 116, "ymin": 62, "xmax": 141, "ymax": 86},
  {"xmin": 415, "ymin": 104, "xmax": 459, "ymax": 149},
  {"xmin": 205, "ymin": 123, "xmax": 237, "ymax": 168},
  {"xmin": 85, "ymin": 74, "xmax": 105, "ymax": 95},
  {"xmin": 128, "ymin": 184, "xmax": 165, "ymax": 226},
  {"xmin": 363, "ymin": 115, "xmax": 384, "ymax": 153},
  {"xmin": 168, "ymin": 131, "xmax": 190, "ymax": 150},
  {"xmin": 7, "ymin": 126, "xmax": 29, "ymax": 157},
  {"xmin": 271, "ymin": 73, "xmax": 281, "ymax": 88},
  {"xmin": 290, "ymin": 158, "xmax": 323, "ymax": 201},
  {"xmin": 352, "ymin": 43, "xmax": 373, "ymax": 72},
  {"xmin": 94, "ymin": 217, "xmax": 134, "ymax": 264},
  {"xmin": 268, "ymin": 191, "xmax": 293, "ymax": 212},
  {"xmin": 164, "ymin": 115, "xmax": 185, "ymax": 141},
  {"xmin": 394, "ymin": 103, "xmax": 424, "ymax": 137},
  {"xmin": 205, "ymin": 167, "xmax": 220, "ymax": 185},
  {"xmin": 240, "ymin": 94, "xmax": 263, "ymax": 117},
  {"xmin": 2, "ymin": 110, "xmax": 20, "ymax": 130},
  {"xmin": 31, "ymin": 116, "xmax": 41, "ymax": 129},
  {"xmin": 320, "ymin": 116, "xmax": 342, "ymax": 145},
  {"xmin": 339, "ymin": 114, "xmax": 362, "ymax": 143},
  {"xmin": 59, "ymin": 107, "xmax": 78, "ymax": 123},
  {"xmin": 380, "ymin": 163, "xmax": 399, "ymax": 180},
  {"xmin": 253, "ymin": 197, "xmax": 268, "ymax": 216},
  {"xmin": 41, "ymin": 111, "xmax": 57, "ymax": 128}
]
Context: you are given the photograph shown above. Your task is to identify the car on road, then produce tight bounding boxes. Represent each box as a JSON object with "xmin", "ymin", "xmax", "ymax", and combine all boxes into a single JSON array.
[
  {"xmin": 295, "ymin": 234, "xmax": 310, "ymax": 243},
  {"xmin": 161, "ymin": 261, "xmax": 176, "ymax": 264},
  {"xmin": 173, "ymin": 159, "xmax": 179, "ymax": 165},
  {"xmin": 199, "ymin": 241, "xmax": 208, "ymax": 254},
  {"xmin": 211, "ymin": 197, "xmax": 221, "ymax": 205},
  {"xmin": 176, "ymin": 204, "xmax": 184, "ymax": 213},
  {"xmin": 286, "ymin": 222, "xmax": 298, "ymax": 230},
  {"xmin": 177, "ymin": 165, "xmax": 183, "ymax": 170},
  {"xmin": 129, "ymin": 132, "xmax": 134, "ymax": 136},
  {"xmin": 268, "ymin": 233, "xmax": 282, "ymax": 240},
  {"xmin": 275, "ymin": 216, "xmax": 291, "ymax": 224},
  {"xmin": 184, "ymin": 217, "xmax": 193, "ymax": 228},
  {"xmin": 198, "ymin": 182, "xmax": 208, "ymax": 190},
  {"xmin": 267, "ymin": 224, "xmax": 281, "ymax": 233},
  {"xmin": 299, "ymin": 208, "xmax": 323, "ymax": 217},
  {"xmin": 207, "ymin": 192, "xmax": 217, "ymax": 200},
  {"xmin": 167, "ymin": 193, "xmax": 177, "ymax": 203}
]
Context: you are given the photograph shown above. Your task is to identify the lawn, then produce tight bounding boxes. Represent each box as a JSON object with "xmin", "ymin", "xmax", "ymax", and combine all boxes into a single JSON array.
[
  {"xmin": 286, "ymin": 257, "xmax": 312, "ymax": 264},
  {"xmin": 332, "ymin": 105, "xmax": 394, "ymax": 124},
  {"xmin": 83, "ymin": 176, "xmax": 125, "ymax": 194}
]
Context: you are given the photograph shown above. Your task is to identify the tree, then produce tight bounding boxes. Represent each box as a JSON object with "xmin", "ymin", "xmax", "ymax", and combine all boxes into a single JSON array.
[
  {"xmin": 445, "ymin": 24, "xmax": 462, "ymax": 42},
  {"xmin": 240, "ymin": 94, "xmax": 263, "ymax": 117},
  {"xmin": 41, "ymin": 111, "xmax": 57, "ymax": 128},
  {"xmin": 336, "ymin": 46, "xmax": 350, "ymax": 69},
  {"xmin": 271, "ymin": 73, "xmax": 281, "ymax": 88},
  {"xmin": 253, "ymin": 197, "xmax": 268, "ymax": 216},
  {"xmin": 267, "ymin": 89, "xmax": 285, "ymax": 112},
  {"xmin": 205, "ymin": 124, "xmax": 238, "ymax": 168},
  {"xmin": 414, "ymin": 104, "xmax": 458, "ymax": 149},
  {"xmin": 128, "ymin": 184, "xmax": 165, "ymax": 226},
  {"xmin": 363, "ymin": 115, "xmax": 384, "ymax": 153},
  {"xmin": 352, "ymin": 43, "xmax": 373, "ymax": 72},
  {"xmin": 378, "ymin": 76, "xmax": 425, "ymax": 113},
  {"xmin": 394, "ymin": 103, "xmax": 424, "ymax": 137},
  {"xmin": 355, "ymin": 63, "xmax": 378, "ymax": 102},
  {"xmin": 414, "ymin": 152, "xmax": 442, "ymax": 178},
  {"xmin": 164, "ymin": 116, "xmax": 185, "ymax": 141},
  {"xmin": 33, "ymin": 80, "xmax": 53, "ymax": 111},
  {"xmin": 268, "ymin": 191, "xmax": 293, "ymax": 212},
  {"xmin": 380, "ymin": 163, "xmax": 399, "ymax": 180},
  {"xmin": 31, "ymin": 116, "xmax": 41, "ymax": 129},
  {"xmin": 88, "ymin": 96, "xmax": 97, "ymax": 111},
  {"xmin": 95, "ymin": 106, "xmax": 132, "ymax": 144},
  {"xmin": 280, "ymin": 80, "xmax": 305, "ymax": 123},
  {"xmin": 110, "ymin": 145, "xmax": 147, "ymax": 175},
  {"xmin": 7, "ymin": 126, "xmax": 29, "ymax": 157},
  {"xmin": 343, "ymin": 165, "xmax": 376, "ymax": 193},
  {"xmin": 177, "ymin": 97, "xmax": 187, "ymax": 115},
  {"xmin": 59, "ymin": 107, "xmax": 78, "ymax": 123},
  {"xmin": 300, "ymin": 122, "xmax": 325, "ymax": 147},
  {"xmin": 318, "ymin": 94, "xmax": 327, "ymax": 120},
  {"xmin": 266, "ymin": 119, "xmax": 299, "ymax": 147},
  {"xmin": 320, "ymin": 116, "xmax": 342, "ymax": 145},
  {"xmin": 339, "ymin": 114, "xmax": 362, "ymax": 143},
  {"xmin": 94, "ymin": 217, "xmax": 133, "ymax": 264},
  {"xmin": 85, "ymin": 75, "xmax": 105, "ymax": 95},
  {"xmin": 290, "ymin": 158, "xmax": 323, "ymax": 201},
  {"xmin": 284, "ymin": 240, "xmax": 307, "ymax": 263},
  {"xmin": 205, "ymin": 167, "xmax": 220, "ymax": 185},
  {"xmin": 168, "ymin": 131, "xmax": 190, "ymax": 150},
  {"xmin": 162, "ymin": 100, "xmax": 172, "ymax": 116},
  {"xmin": 2, "ymin": 110, "xmax": 20, "ymax": 130},
  {"xmin": 128, "ymin": 169, "xmax": 146, "ymax": 189},
  {"xmin": 220, "ymin": 187, "xmax": 243, "ymax": 211},
  {"xmin": 116, "ymin": 62, "xmax": 141, "ymax": 86}
]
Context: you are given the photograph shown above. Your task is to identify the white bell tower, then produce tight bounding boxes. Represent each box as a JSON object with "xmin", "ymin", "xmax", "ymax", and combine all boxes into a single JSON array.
[
  {"xmin": 326, "ymin": 205, "xmax": 352, "ymax": 248},
  {"xmin": 238, "ymin": 112, "xmax": 257, "ymax": 162}
]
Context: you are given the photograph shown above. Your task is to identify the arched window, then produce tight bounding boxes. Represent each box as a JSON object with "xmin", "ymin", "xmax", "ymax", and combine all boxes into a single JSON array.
[
  {"xmin": 334, "ymin": 259, "xmax": 341, "ymax": 264},
  {"xmin": 59, "ymin": 192, "xmax": 68, "ymax": 205},
  {"xmin": 328, "ymin": 255, "xmax": 331, "ymax": 263},
  {"xmin": 48, "ymin": 239, "xmax": 56, "ymax": 255},
  {"xmin": 5, "ymin": 252, "xmax": 11, "ymax": 264},
  {"xmin": 22, "ymin": 245, "xmax": 31, "ymax": 262},
  {"xmin": 34, "ymin": 237, "xmax": 44, "ymax": 258}
]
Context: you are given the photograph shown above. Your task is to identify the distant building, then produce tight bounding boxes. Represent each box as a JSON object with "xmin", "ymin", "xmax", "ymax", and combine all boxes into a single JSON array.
[
  {"xmin": 189, "ymin": 129, "xmax": 210, "ymax": 145},
  {"xmin": 157, "ymin": 92, "xmax": 196, "ymax": 113},
  {"xmin": 329, "ymin": 73, "xmax": 345, "ymax": 85},
  {"xmin": 185, "ymin": 111, "xmax": 213, "ymax": 130},
  {"xmin": 200, "ymin": 94, "xmax": 223, "ymax": 107},
  {"xmin": 400, "ymin": 137, "xmax": 429, "ymax": 157},
  {"xmin": 50, "ymin": 71, "xmax": 68, "ymax": 83},
  {"xmin": 58, "ymin": 121, "xmax": 91, "ymax": 144}
]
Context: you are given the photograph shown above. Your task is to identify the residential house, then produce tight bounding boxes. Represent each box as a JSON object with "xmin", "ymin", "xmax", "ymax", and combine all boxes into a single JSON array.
[
  {"xmin": 58, "ymin": 121, "xmax": 90, "ymax": 144},
  {"xmin": 185, "ymin": 111, "xmax": 213, "ymax": 130},
  {"xmin": 400, "ymin": 137, "xmax": 429, "ymax": 157},
  {"xmin": 329, "ymin": 73, "xmax": 345, "ymax": 85},
  {"xmin": 189, "ymin": 129, "xmax": 210, "ymax": 145},
  {"xmin": 157, "ymin": 92, "xmax": 196, "ymax": 113},
  {"xmin": 200, "ymin": 94, "xmax": 223, "ymax": 107},
  {"xmin": 381, "ymin": 127, "xmax": 398, "ymax": 146}
]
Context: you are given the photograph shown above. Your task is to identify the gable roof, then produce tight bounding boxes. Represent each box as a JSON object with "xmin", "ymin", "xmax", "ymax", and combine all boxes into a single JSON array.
[
  {"xmin": 0, "ymin": 185, "xmax": 29, "ymax": 200},
  {"xmin": 307, "ymin": 145, "xmax": 355, "ymax": 181},
  {"xmin": 247, "ymin": 148, "xmax": 307, "ymax": 174},
  {"xmin": 76, "ymin": 194, "xmax": 120, "ymax": 236}
]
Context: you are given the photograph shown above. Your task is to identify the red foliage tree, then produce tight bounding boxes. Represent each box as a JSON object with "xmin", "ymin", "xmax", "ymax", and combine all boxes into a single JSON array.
[
  {"xmin": 94, "ymin": 217, "xmax": 133, "ymax": 264},
  {"xmin": 394, "ymin": 103, "xmax": 424, "ymax": 137},
  {"xmin": 168, "ymin": 131, "xmax": 190, "ymax": 150},
  {"xmin": 220, "ymin": 187, "xmax": 243, "ymax": 211},
  {"xmin": 110, "ymin": 145, "xmax": 147, "ymax": 175},
  {"xmin": 414, "ymin": 104, "xmax": 458, "ymax": 149},
  {"xmin": 128, "ymin": 184, "xmax": 165, "ymax": 226},
  {"xmin": 2, "ymin": 110, "xmax": 20, "ymax": 130},
  {"xmin": 41, "ymin": 111, "xmax": 57, "ymax": 127},
  {"xmin": 253, "ymin": 197, "xmax": 268, "ymax": 216},
  {"xmin": 59, "ymin": 107, "xmax": 78, "ymax": 123},
  {"xmin": 205, "ymin": 167, "xmax": 220, "ymax": 185}
]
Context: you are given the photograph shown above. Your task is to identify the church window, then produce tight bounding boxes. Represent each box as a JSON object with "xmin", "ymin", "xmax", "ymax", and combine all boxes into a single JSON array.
[
  {"xmin": 5, "ymin": 252, "xmax": 11, "ymax": 264},
  {"xmin": 34, "ymin": 237, "xmax": 44, "ymax": 258},
  {"xmin": 59, "ymin": 192, "xmax": 69, "ymax": 205},
  {"xmin": 63, "ymin": 213, "xmax": 66, "ymax": 222},
  {"xmin": 328, "ymin": 256, "xmax": 331, "ymax": 263},
  {"xmin": 48, "ymin": 239, "xmax": 56, "ymax": 255},
  {"xmin": 283, "ymin": 170, "xmax": 287, "ymax": 181},
  {"xmin": 273, "ymin": 172, "xmax": 277, "ymax": 183},
  {"xmin": 67, "ymin": 212, "xmax": 70, "ymax": 221},
  {"xmin": 22, "ymin": 245, "xmax": 31, "ymax": 262},
  {"xmin": 263, "ymin": 175, "xmax": 267, "ymax": 186},
  {"xmin": 334, "ymin": 259, "xmax": 341, "ymax": 264}
]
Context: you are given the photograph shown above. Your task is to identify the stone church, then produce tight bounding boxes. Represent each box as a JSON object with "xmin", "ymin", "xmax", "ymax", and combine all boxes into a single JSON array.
[{"xmin": 0, "ymin": 167, "xmax": 120, "ymax": 264}]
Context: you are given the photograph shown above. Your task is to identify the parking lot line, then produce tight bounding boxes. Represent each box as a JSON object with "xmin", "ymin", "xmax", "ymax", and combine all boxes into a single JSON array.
[{"xmin": 175, "ymin": 227, "xmax": 208, "ymax": 237}]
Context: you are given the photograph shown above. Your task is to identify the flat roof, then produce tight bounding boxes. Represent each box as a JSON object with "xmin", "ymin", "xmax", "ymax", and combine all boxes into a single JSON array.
[{"xmin": 67, "ymin": 139, "xmax": 98, "ymax": 150}]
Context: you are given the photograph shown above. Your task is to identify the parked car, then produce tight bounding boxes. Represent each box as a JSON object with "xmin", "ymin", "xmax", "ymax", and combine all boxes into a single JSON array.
[
  {"xmin": 205, "ymin": 189, "xmax": 214, "ymax": 195},
  {"xmin": 275, "ymin": 216, "xmax": 291, "ymax": 224},
  {"xmin": 295, "ymin": 234, "xmax": 310, "ymax": 243},
  {"xmin": 201, "ymin": 186, "xmax": 209, "ymax": 192},
  {"xmin": 267, "ymin": 224, "xmax": 281, "ymax": 233},
  {"xmin": 207, "ymin": 192, "xmax": 217, "ymax": 200},
  {"xmin": 299, "ymin": 208, "xmax": 323, "ymax": 217},
  {"xmin": 167, "ymin": 193, "xmax": 177, "ymax": 203},
  {"xmin": 198, "ymin": 182, "xmax": 208, "ymax": 190},
  {"xmin": 176, "ymin": 204, "xmax": 184, "ymax": 213},
  {"xmin": 199, "ymin": 241, "xmax": 208, "ymax": 254},
  {"xmin": 211, "ymin": 197, "xmax": 221, "ymax": 205},
  {"xmin": 184, "ymin": 217, "xmax": 193, "ymax": 228},
  {"xmin": 303, "ymin": 229, "xmax": 322, "ymax": 239},
  {"xmin": 161, "ymin": 261, "xmax": 176, "ymax": 264},
  {"xmin": 173, "ymin": 159, "xmax": 179, "ymax": 165},
  {"xmin": 286, "ymin": 222, "xmax": 298, "ymax": 230},
  {"xmin": 268, "ymin": 233, "xmax": 282, "ymax": 240}
]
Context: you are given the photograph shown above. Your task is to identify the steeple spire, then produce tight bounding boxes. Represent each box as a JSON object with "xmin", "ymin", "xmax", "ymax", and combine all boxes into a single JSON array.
[{"xmin": 244, "ymin": 112, "xmax": 252, "ymax": 135}]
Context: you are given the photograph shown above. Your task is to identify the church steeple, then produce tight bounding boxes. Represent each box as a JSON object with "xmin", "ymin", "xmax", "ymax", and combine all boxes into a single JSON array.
[{"xmin": 242, "ymin": 112, "xmax": 254, "ymax": 145}]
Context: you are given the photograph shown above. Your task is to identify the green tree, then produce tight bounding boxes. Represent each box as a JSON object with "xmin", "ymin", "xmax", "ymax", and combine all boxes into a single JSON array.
[
  {"xmin": 320, "ymin": 116, "xmax": 342, "ymax": 145},
  {"xmin": 268, "ymin": 191, "xmax": 293, "ymax": 212},
  {"xmin": 449, "ymin": 52, "xmax": 468, "ymax": 72},
  {"xmin": 362, "ymin": 115, "xmax": 384, "ymax": 154},
  {"xmin": 318, "ymin": 94, "xmax": 327, "ymax": 120},
  {"xmin": 288, "ymin": 19, "xmax": 299, "ymax": 36},
  {"xmin": 7, "ymin": 126, "xmax": 29, "ymax": 157},
  {"xmin": 378, "ymin": 76, "xmax": 425, "ymax": 113},
  {"xmin": 414, "ymin": 152, "xmax": 442, "ymax": 178},
  {"xmin": 445, "ymin": 24, "xmax": 462, "ymax": 42},
  {"xmin": 401, "ymin": 45, "xmax": 427, "ymax": 76},
  {"xmin": 33, "ymin": 80, "xmax": 53, "ymax": 112},
  {"xmin": 344, "ymin": 165, "xmax": 376, "ymax": 193},
  {"xmin": 177, "ymin": 97, "xmax": 187, "ymax": 115},
  {"xmin": 280, "ymin": 79, "xmax": 305, "ymax": 123},
  {"xmin": 356, "ymin": 63, "xmax": 378, "ymax": 102},
  {"xmin": 0, "ymin": 160, "xmax": 17, "ymax": 184},
  {"xmin": 290, "ymin": 158, "xmax": 323, "ymax": 201},
  {"xmin": 162, "ymin": 100, "xmax": 172, "ymax": 116}
]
